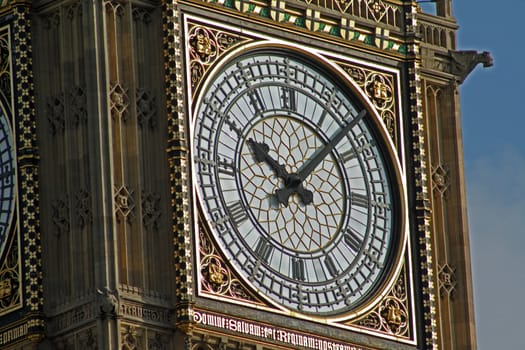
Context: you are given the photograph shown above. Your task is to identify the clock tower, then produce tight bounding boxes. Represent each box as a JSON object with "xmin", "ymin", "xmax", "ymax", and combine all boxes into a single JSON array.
[{"xmin": 0, "ymin": 0, "xmax": 491, "ymax": 349}]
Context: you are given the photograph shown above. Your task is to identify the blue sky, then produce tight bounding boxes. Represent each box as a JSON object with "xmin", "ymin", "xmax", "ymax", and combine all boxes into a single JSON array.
[{"xmin": 423, "ymin": 1, "xmax": 525, "ymax": 348}]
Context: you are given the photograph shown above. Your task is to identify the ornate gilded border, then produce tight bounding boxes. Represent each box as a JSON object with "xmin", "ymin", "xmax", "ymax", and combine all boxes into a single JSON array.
[
  {"xmin": 406, "ymin": 4, "xmax": 438, "ymax": 349},
  {"xmin": 187, "ymin": 23, "xmax": 253, "ymax": 98},
  {"xmin": 350, "ymin": 259, "xmax": 411, "ymax": 339},
  {"xmin": 198, "ymin": 218, "xmax": 267, "ymax": 306},
  {"xmin": 0, "ymin": 2, "xmax": 44, "ymax": 346},
  {"xmin": 13, "ymin": 3, "xmax": 41, "ymax": 320},
  {"xmin": 0, "ymin": 24, "xmax": 22, "ymax": 319},
  {"xmin": 186, "ymin": 17, "xmax": 414, "ymax": 343},
  {"xmin": 12, "ymin": 3, "xmax": 42, "ymax": 317},
  {"xmin": 184, "ymin": 0, "xmax": 408, "ymax": 56},
  {"xmin": 336, "ymin": 60, "xmax": 400, "ymax": 148},
  {"xmin": 163, "ymin": 0, "xmax": 196, "ymax": 332}
]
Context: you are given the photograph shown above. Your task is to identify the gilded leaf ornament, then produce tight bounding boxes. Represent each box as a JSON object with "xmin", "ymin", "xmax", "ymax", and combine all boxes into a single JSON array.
[
  {"xmin": 0, "ymin": 233, "xmax": 21, "ymax": 316},
  {"xmin": 342, "ymin": 64, "xmax": 398, "ymax": 144},
  {"xmin": 199, "ymin": 226, "xmax": 265, "ymax": 305},
  {"xmin": 188, "ymin": 24, "xmax": 252, "ymax": 95},
  {"xmin": 351, "ymin": 263, "xmax": 411, "ymax": 339}
]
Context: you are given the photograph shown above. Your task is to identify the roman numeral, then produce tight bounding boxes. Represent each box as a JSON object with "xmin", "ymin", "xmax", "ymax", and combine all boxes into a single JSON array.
[
  {"xmin": 315, "ymin": 89, "xmax": 338, "ymax": 128},
  {"xmin": 281, "ymin": 87, "xmax": 297, "ymax": 112},
  {"xmin": 344, "ymin": 228, "xmax": 363, "ymax": 253},
  {"xmin": 217, "ymin": 156, "xmax": 235, "ymax": 177},
  {"xmin": 224, "ymin": 115, "xmax": 243, "ymax": 138},
  {"xmin": 317, "ymin": 109, "xmax": 328, "ymax": 128},
  {"xmin": 292, "ymin": 257, "xmax": 306, "ymax": 281},
  {"xmin": 340, "ymin": 148, "xmax": 357, "ymax": 162},
  {"xmin": 341, "ymin": 141, "xmax": 373, "ymax": 162},
  {"xmin": 254, "ymin": 237, "xmax": 273, "ymax": 263},
  {"xmin": 247, "ymin": 89, "xmax": 265, "ymax": 114},
  {"xmin": 227, "ymin": 201, "xmax": 248, "ymax": 226},
  {"xmin": 351, "ymin": 192, "xmax": 369, "ymax": 208},
  {"xmin": 324, "ymin": 255, "xmax": 339, "ymax": 277}
]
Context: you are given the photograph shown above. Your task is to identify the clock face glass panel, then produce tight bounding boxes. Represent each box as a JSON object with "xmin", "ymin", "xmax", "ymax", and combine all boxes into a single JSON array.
[
  {"xmin": 0, "ymin": 108, "xmax": 15, "ymax": 259},
  {"xmin": 193, "ymin": 49, "xmax": 400, "ymax": 316}
]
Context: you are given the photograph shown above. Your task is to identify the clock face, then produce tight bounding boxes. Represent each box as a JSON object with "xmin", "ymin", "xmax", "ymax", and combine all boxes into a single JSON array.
[
  {"xmin": 193, "ymin": 49, "xmax": 401, "ymax": 316},
  {"xmin": 0, "ymin": 108, "xmax": 15, "ymax": 259}
]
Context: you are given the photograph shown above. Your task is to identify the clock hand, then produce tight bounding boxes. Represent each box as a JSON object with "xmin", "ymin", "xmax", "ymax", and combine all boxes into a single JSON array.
[
  {"xmin": 247, "ymin": 138, "xmax": 289, "ymax": 179},
  {"xmin": 274, "ymin": 183, "xmax": 313, "ymax": 206},
  {"xmin": 296, "ymin": 109, "xmax": 367, "ymax": 182},
  {"xmin": 271, "ymin": 110, "xmax": 366, "ymax": 206},
  {"xmin": 247, "ymin": 138, "xmax": 313, "ymax": 206}
]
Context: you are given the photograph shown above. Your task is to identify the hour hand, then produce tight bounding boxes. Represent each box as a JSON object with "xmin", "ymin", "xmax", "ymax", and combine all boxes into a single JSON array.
[
  {"xmin": 247, "ymin": 138, "xmax": 289, "ymax": 179},
  {"xmin": 247, "ymin": 138, "xmax": 313, "ymax": 206},
  {"xmin": 275, "ymin": 183, "xmax": 313, "ymax": 206}
]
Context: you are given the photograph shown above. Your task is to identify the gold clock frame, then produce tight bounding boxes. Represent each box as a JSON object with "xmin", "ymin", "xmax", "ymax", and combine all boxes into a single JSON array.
[{"xmin": 186, "ymin": 15, "xmax": 415, "ymax": 343}]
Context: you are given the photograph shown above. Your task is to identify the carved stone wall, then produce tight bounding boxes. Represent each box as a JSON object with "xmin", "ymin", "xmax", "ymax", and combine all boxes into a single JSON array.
[
  {"xmin": 421, "ymin": 80, "xmax": 477, "ymax": 350},
  {"xmin": 32, "ymin": 0, "xmax": 174, "ymax": 345}
]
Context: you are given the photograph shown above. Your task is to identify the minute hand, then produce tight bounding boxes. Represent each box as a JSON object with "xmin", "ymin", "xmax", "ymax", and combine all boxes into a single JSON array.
[{"xmin": 297, "ymin": 109, "xmax": 367, "ymax": 181}]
